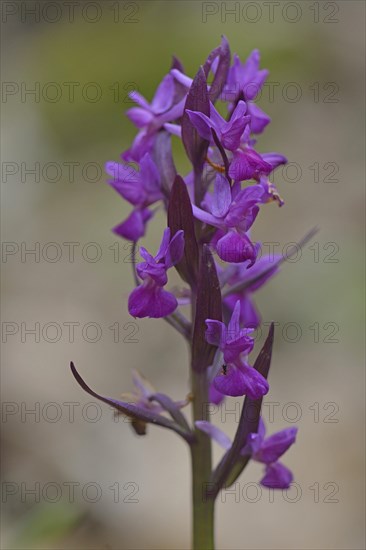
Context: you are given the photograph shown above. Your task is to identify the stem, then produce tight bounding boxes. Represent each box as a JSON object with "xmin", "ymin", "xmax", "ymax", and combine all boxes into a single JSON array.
[{"xmin": 190, "ymin": 368, "xmax": 215, "ymax": 550}]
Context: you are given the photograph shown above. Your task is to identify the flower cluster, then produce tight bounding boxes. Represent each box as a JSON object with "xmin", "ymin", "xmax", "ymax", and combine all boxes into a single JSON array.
[{"xmin": 72, "ymin": 38, "xmax": 303, "ymax": 505}]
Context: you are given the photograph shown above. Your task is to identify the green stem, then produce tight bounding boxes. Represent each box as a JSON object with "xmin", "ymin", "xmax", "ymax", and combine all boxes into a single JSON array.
[{"xmin": 190, "ymin": 369, "xmax": 215, "ymax": 550}]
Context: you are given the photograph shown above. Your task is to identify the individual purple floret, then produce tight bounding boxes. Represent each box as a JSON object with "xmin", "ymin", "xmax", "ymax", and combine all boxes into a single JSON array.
[
  {"xmin": 186, "ymin": 100, "xmax": 250, "ymax": 152},
  {"xmin": 225, "ymin": 50, "xmax": 270, "ymax": 134},
  {"xmin": 192, "ymin": 174, "xmax": 264, "ymax": 263},
  {"xmin": 206, "ymin": 300, "xmax": 268, "ymax": 399},
  {"xmin": 128, "ymin": 228, "xmax": 184, "ymax": 318},
  {"xmin": 124, "ymin": 74, "xmax": 186, "ymax": 161},
  {"xmin": 105, "ymin": 153, "xmax": 163, "ymax": 241},
  {"xmin": 196, "ymin": 418, "xmax": 297, "ymax": 488},
  {"xmin": 206, "ymin": 300, "xmax": 254, "ymax": 363}
]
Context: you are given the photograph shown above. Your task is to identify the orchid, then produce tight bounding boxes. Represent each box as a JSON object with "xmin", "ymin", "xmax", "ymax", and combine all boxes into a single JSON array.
[
  {"xmin": 105, "ymin": 153, "xmax": 163, "ymax": 241},
  {"xmin": 192, "ymin": 173, "xmax": 264, "ymax": 263},
  {"xmin": 128, "ymin": 228, "xmax": 184, "ymax": 318},
  {"xmin": 196, "ymin": 418, "xmax": 297, "ymax": 489},
  {"xmin": 124, "ymin": 73, "xmax": 186, "ymax": 161},
  {"xmin": 71, "ymin": 38, "xmax": 315, "ymax": 550},
  {"xmin": 186, "ymin": 100, "xmax": 250, "ymax": 151},
  {"xmin": 226, "ymin": 50, "xmax": 271, "ymax": 134},
  {"xmin": 206, "ymin": 300, "xmax": 268, "ymax": 399}
]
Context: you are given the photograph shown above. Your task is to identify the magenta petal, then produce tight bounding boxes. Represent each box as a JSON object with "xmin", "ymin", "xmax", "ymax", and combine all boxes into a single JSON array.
[
  {"xmin": 227, "ymin": 300, "xmax": 241, "ymax": 337},
  {"xmin": 123, "ymin": 131, "xmax": 155, "ymax": 163},
  {"xmin": 213, "ymin": 364, "xmax": 249, "ymax": 397},
  {"xmin": 205, "ymin": 319, "xmax": 226, "ymax": 347},
  {"xmin": 247, "ymin": 103, "xmax": 271, "ymax": 134},
  {"xmin": 224, "ymin": 334, "xmax": 254, "ymax": 363},
  {"xmin": 229, "ymin": 149, "xmax": 272, "ymax": 182},
  {"xmin": 106, "ymin": 161, "xmax": 142, "ymax": 205},
  {"xmin": 185, "ymin": 110, "xmax": 214, "ymax": 141},
  {"xmin": 261, "ymin": 152, "xmax": 288, "ymax": 170},
  {"xmin": 155, "ymin": 228, "xmax": 172, "ymax": 260},
  {"xmin": 209, "ymin": 383, "xmax": 226, "ymax": 405},
  {"xmin": 113, "ymin": 209, "xmax": 152, "ymax": 241},
  {"xmin": 129, "ymin": 90, "xmax": 150, "ymax": 110},
  {"xmin": 165, "ymin": 230, "xmax": 185, "ymax": 268},
  {"xmin": 151, "ymin": 74, "xmax": 174, "ymax": 114},
  {"xmin": 225, "ymin": 185, "xmax": 264, "ymax": 227},
  {"xmin": 240, "ymin": 295, "xmax": 261, "ymax": 328},
  {"xmin": 126, "ymin": 107, "xmax": 154, "ymax": 128},
  {"xmin": 211, "ymin": 174, "xmax": 232, "ymax": 218},
  {"xmin": 216, "ymin": 231, "xmax": 257, "ymax": 264},
  {"xmin": 139, "ymin": 154, "xmax": 162, "ymax": 198},
  {"xmin": 195, "ymin": 421, "xmax": 232, "ymax": 450},
  {"xmin": 128, "ymin": 283, "xmax": 178, "ymax": 318},
  {"xmin": 221, "ymin": 115, "xmax": 250, "ymax": 151},
  {"xmin": 260, "ymin": 462, "xmax": 293, "ymax": 489},
  {"xmin": 255, "ymin": 427, "xmax": 298, "ymax": 464},
  {"xmin": 236, "ymin": 362, "xmax": 269, "ymax": 399}
]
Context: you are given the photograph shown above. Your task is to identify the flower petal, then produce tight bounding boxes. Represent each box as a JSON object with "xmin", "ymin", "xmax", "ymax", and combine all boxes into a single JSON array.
[
  {"xmin": 216, "ymin": 231, "xmax": 257, "ymax": 264},
  {"xmin": 155, "ymin": 228, "xmax": 172, "ymax": 261},
  {"xmin": 213, "ymin": 364, "xmax": 250, "ymax": 397},
  {"xmin": 126, "ymin": 107, "xmax": 154, "ymax": 128},
  {"xmin": 185, "ymin": 109, "xmax": 214, "ymax": 141},
  {"xmin": 129, "ymin": 90, "xmax": 150, "ymax": 110},
  {"xmin": 229, "ymin": 149, "xmax": 272, "ymax": 181},
  {"xmin": 261, "ymin": 152, "xmax": 288, "ymax": 170},
  {"xmin": 211, "ymin": 174, "xmax": 232, "ymax": 218},
  {"xmin": 105, "ymin": 161, "xmax": 142, "ymax": 205},
  {"xmin": 227, "ymin": 299, "xmax": 241, "ymax": 338},
  {"xmin": 236, "ymin": 361, "xmax": 270, "ymax": 399},
  {"xmin": 139, "ymin": 154, "xmax": 162, "ymax": 200},
  {"xmin": 205, "ymin": 319, "xmax": 226, "ymax": 347},
  {"xmin": 165, "ymin": 229, "xmax": 185, "ymax": 268},
  {"xmin": 209, "ymin": 383, "xmax": 226, "ymax": 405},
  {"xmin": 260, "ymin": 462, "xmax": 293, "ymax": 489},
  {"xmin": 151, "ymin": 74, "xmax": 175, "ymax": 114},
  {"xmin": 255, "ymin": 427, "xmax": 298, "ymax": 464},
  {"xmin": 131, "ymin": 369, "xmax": 156, "ymax": 400},
  {"xmin": 128, "ymin": 284, "xmax": 178, "ymax": 318},
  {"xmin": 247, "ymin": 103, "xmax": 271, "ymax": 134},
  {"xmin": 113, "ymin": 208, "xmax": 152, "ymax": 241},
  {"xmin": 195, "ymin": 421, "xmax": 232, "ymax": 450}
]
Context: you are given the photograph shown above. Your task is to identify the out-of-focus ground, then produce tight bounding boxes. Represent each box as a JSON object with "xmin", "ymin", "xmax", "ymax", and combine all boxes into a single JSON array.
[{"xmin": 1, "ymin": 1, "xmax": 365, "ymax": 549}]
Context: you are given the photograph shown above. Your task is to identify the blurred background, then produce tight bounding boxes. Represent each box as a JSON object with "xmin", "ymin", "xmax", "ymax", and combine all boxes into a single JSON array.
[{"xmin": 1, "ymin": 1, "xmax": 365, "ymax": 548}]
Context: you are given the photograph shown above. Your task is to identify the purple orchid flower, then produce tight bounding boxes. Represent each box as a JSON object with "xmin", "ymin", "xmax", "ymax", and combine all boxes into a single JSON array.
[
  {"xmin": 192, "ymin": 174, "xmax": 264, "ymax": 263},
  {"xmin": 124, "ymin": 74, "xmax": 187, "ymax": 161},
  {"xmin": 105, "ymin": 153, "xmax": 163, "ymax": 241},
  {"xmin": 206, "ymin": 300, "xmax": 254, "ymax": 363},
  {"xmin": 128, "ymin": 228, "xmax": 184, "ymax": 318},
  {"xmin": 228, "ymin": 125, "xmax": 287, "ymax": 183},
  {"xmin": 226, "ymin": 50, "xmax": 270, "ymax": 134},
  {"xmin": 186, "ymin": 100, "xmax": 250, "ymax": 152},
  {"xmin": 196, "ymin": 418, "xmax": 298, "ymax": 489},
  {"xmin": 205, "ymin": 300, "xmax": 268, "ymax": 399}
]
